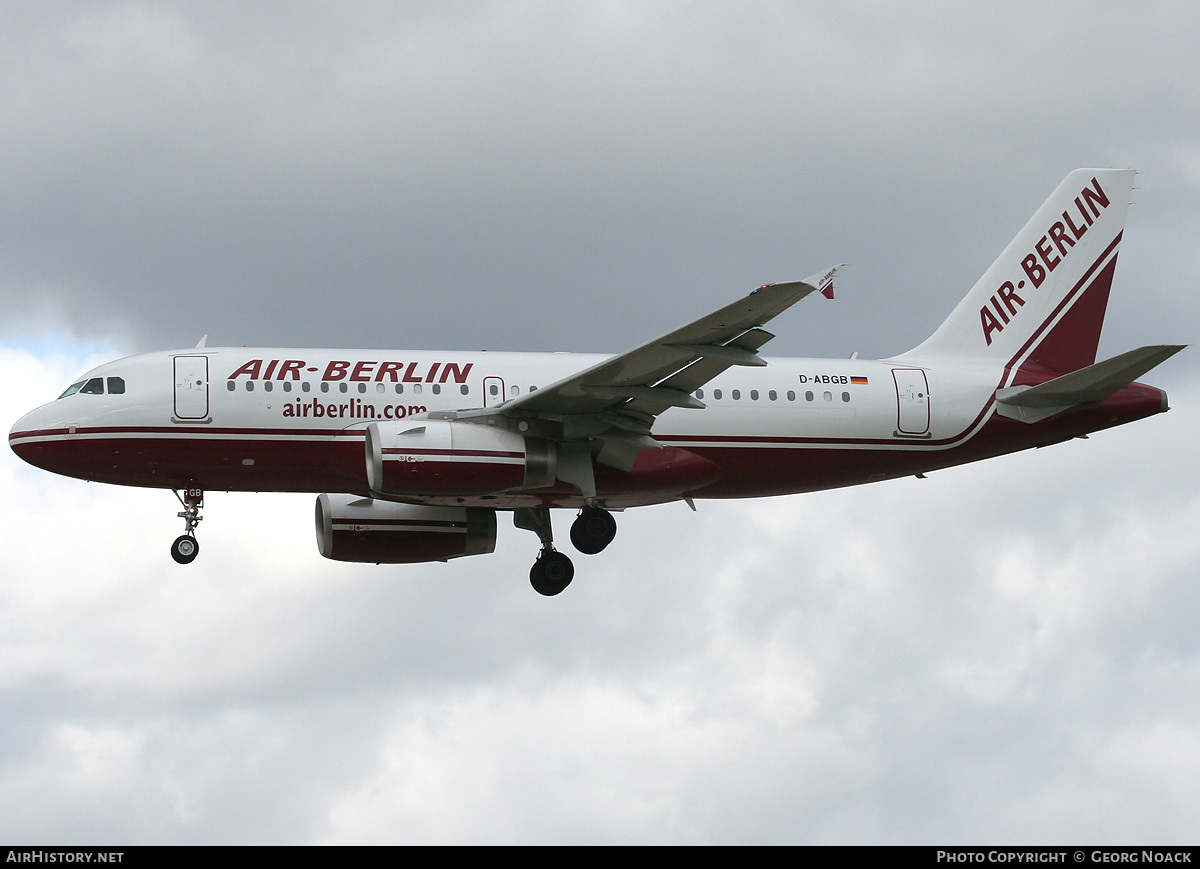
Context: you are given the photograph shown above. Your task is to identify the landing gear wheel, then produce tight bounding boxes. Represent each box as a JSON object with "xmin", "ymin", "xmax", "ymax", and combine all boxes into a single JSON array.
[
  {"xmin": 570, "ymin": 506, "xmax": 617, "ymax": 555},
  {"xmin": 530, "ymin": 550, "xmax": 574, "ymax": 596},
  {"xmin": 171, "ymin": 534, "xmax": 200, "ymax": 565}
]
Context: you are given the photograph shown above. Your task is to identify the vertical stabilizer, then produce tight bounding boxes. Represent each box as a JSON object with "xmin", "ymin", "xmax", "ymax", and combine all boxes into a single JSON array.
[{"xmin": 905, "ymin": 169, "xmax": 1135, "ymax": 374}]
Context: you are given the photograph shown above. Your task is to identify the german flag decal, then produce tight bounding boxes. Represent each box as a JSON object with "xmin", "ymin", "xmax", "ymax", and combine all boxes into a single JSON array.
[{"xmin": 850, "ymin": 376, "xmax": 869, "ymax": 385}]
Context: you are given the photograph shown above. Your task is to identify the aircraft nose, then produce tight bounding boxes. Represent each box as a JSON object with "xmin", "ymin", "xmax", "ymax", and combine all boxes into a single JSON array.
[{"xmin": 9, "ymin": 404, "xmax": 56, "ymax": 468}]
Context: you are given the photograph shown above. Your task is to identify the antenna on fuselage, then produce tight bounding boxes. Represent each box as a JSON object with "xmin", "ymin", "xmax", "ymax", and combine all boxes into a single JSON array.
[{"xmin": 195, "ymin": 335, "xmax": 208, "ymax": 349}]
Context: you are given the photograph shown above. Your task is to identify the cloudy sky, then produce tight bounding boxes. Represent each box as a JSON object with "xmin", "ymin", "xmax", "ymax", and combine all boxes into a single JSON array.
[{"xmin": 2, "ymin": 0, "xmax": 1198, "ymax": 845}]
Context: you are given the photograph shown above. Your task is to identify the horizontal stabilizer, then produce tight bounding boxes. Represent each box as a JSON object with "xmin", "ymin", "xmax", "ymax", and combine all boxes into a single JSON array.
[{"xmin": 995, "ymin": 344, "xmax": 1184, "ymax": 422}]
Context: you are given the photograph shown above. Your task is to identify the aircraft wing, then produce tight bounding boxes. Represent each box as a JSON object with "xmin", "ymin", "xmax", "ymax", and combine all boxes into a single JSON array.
[{"xmin": 464, "ymin": 266, "xmax": 840, "ymax": 469}]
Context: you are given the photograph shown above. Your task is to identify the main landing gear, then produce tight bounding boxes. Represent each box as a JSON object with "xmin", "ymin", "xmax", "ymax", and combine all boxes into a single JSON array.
[
  {"xmin": 530, "ymin": 549, "xmax": 574, "ymax": 597},
  {"xmin": 514, "ymin": 505, "xmax": 618, "ymax": 596},
  {"xmin": 569, "ymin": 506, "xmax": 617, "ymax": 555},
  {"xmin": 171, "ymin": 488, "xmax": 204, "ymax": 564}
]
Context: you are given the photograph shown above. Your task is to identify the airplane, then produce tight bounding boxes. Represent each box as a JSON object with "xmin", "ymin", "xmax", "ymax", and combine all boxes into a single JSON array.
[{"xmin": 8, "ymin": 169, "xmax": 1184, "ymax": 595}]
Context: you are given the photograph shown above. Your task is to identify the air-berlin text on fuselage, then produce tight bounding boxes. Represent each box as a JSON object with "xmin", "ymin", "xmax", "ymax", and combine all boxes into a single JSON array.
[
  {"xmin": 226, "ymin": 359, "xmax": 474, "ymax": 383},
  {"xmin": 281, "ymin": 398, "xmax": 427, "ymax": 420},
  {"xmin": 979, "ymin": 176, "xmax": 1112, "ymax": 346}
]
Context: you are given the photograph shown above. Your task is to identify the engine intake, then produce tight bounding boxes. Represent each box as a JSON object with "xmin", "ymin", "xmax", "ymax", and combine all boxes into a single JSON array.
[{"xmin": 315, "ymin": 493, "xmax": 497, "ymax": 563}]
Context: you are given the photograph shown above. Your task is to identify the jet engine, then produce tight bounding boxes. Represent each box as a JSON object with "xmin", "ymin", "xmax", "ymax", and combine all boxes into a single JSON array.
[
  {"xmin": 315, "ymin": 493, "xmax": 497, "ymax": 563},
  {"xmin": 365, "ymin": 419, "xmax": 555, "ymax": 497}
]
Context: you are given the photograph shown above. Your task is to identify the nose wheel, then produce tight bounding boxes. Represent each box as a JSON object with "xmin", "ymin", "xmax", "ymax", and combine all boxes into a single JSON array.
[
  {"xmin": 171, "ymin": 534, "xmax": 200, "ymax": 564},
  {"xmin": 171, "ymin": 488, "xmax": 204, "ymax": 564}
]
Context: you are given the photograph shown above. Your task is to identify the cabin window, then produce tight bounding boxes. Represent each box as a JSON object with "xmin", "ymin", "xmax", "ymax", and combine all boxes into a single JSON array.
[
  {"xmin": 357, "ymin": 383, "xmax": 366, "ymax": 394},
  {"xmin": 787, "ymin": 390, "xmax": 796, "ymax": 401},
  {"xmin": 376, "ymin": 383, "xmax": 385, "ymax": 394},
  {"xmin": 413, "ymin": 384, "xmax": 423, "ymax": 395},
  {"xmin": 226, "ymin": 381, "xmax": 236, "ymax": 392},
  {"xmin": 731, "ymin": 389, "xmax": 741, "ymax": 400},
  {"xmin": 823, "ymin": 391, "xmax": 832, "ymax": 402},
  {"xmin": 750, "ymin": 389, "xmax": 759, "ymax": 401},
  {"xmin": 510, "ymin": 385, "xmax": 518, "ymax": 396},
  {"xmin": 263, "ymin": 381, "xmax": 273, "ymax": 392},
  {"xmin": 302, "ymin": 382, "xmax": 310, "ymax": 393},
  {"xmin": 489, "ymin": 383, "xmax": 498, "ymax": 396},
  {"xmin": 282, "ymin": 381, "xmax": 292, "ymax": 393},
  {"xmin": 529, "ymin": 385, "xmax": 537, "ymax": 392},
  {"xmin": 106, "ymin": 377, "xmax": 125, "ymax": 395},
  {"xmin": 395, "ymin": 384, "xmax": 404, "ymax": 394},
  {"xmin": 460, "ymin": 384, "xmax": 469, "ymax": 395},
  {"xmin": 842, "ymin": 392, "xmax": 850, "ymax": 402},
  {"xmin": 339, "ymin": 383, "xmax": 348, "ymax": 393},
  {"xmin": 805, "ymin": 391, "xmax": 814, "ymax": 401},
  {"xmin": 432, "ymin": 384, "xmax": 441, "ymax": 395},
  {"xmin": 713, "ymin": 388, "xmax": 722, "ymax": 400},
  {"xmin": 246, "ymin": 381, "xmax": 255, "ymax": 392},
  {"xmin": 768, "ymin": 390, "xmax": 777, "ymax": 401},
  {"xmin": 320, "ymin": 382, "xmax": 329, "ymax": 393},
  {"xmin": 696, "ymin": 388, "xmax": 704, "ymax": 399}
]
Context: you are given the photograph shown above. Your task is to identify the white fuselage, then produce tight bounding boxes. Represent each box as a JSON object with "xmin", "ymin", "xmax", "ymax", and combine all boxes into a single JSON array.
[{"xmin": 8, "ymin": 346, "xmax": 1163, "ymax": 510}]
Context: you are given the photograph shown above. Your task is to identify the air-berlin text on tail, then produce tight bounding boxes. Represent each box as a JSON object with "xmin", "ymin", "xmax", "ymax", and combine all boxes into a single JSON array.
[
  {"xmin": 226, "ymin": 358, "xmax": 474, "ymax": 383},
  {"xmin": 980, "ymin": 176, "xmax": 1112, "ymax": 346}
]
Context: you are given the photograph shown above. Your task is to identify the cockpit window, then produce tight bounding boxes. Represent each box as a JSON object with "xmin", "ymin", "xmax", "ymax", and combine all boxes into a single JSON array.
[{"xmin": 57, "ymin": 376, "xmax": 118, "ymax": 399}]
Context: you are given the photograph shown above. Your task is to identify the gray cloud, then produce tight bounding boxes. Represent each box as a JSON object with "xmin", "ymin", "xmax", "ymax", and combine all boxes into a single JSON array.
[{"xmin": 2, "ymin": 2, "xmax": 1197, "ymax": 358}]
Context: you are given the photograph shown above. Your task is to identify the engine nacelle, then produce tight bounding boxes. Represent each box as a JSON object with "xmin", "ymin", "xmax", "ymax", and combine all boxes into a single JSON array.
[
  {"xmin": 315, "ymin": 493, "xmax": 497, "ymax": 563},
  {"xmin": 365, "ymin": 419, "xmax": 555, "ymax": 497}
]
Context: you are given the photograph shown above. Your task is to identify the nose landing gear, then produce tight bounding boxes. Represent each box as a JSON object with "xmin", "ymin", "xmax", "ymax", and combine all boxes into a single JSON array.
[{"xmin": 171, "ymin": 488, "xmax": 204, "ymax": 564}]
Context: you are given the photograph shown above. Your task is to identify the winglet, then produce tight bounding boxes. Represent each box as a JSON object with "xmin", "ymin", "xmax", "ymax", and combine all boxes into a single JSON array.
[{"xmin": 804, "ymin": 264, "xmax": 843, "ymax": 300}]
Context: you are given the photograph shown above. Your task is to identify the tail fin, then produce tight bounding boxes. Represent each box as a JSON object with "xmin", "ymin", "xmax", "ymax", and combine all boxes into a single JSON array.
[{"xmin": 905, "ymin": 169, "xmax": 1135, "ymax": 374}]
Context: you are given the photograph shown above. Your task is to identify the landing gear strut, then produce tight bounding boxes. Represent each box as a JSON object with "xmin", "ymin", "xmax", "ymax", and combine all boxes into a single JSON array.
[
  {"xmin": 570, "ymin": 506, "xmax": 617, "ymax": 555},
  {"xmin": 171, "ymin": 487, "xmax": 204, "ymax": 564},
  {"xmin": 514, "ymin": 507, "xmax": 574, "ymax": 596}
]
